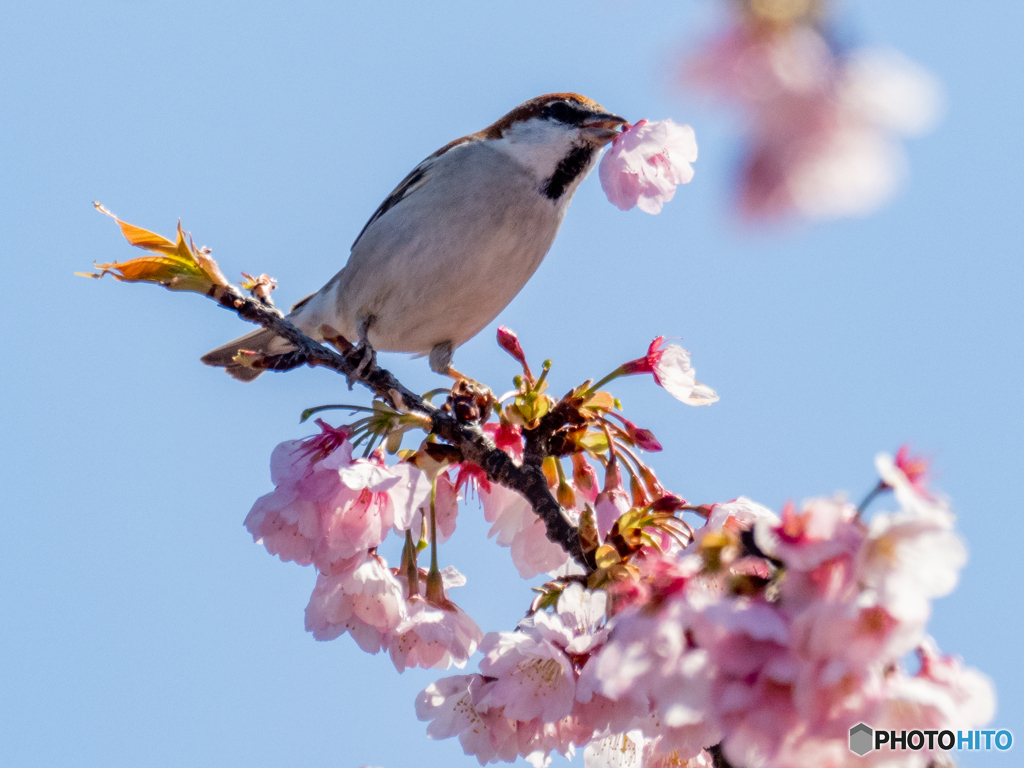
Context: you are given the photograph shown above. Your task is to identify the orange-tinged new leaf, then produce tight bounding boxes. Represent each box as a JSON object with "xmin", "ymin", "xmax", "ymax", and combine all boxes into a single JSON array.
[{"xmin": 79, "ymin": 203, "xmax": 229, "ymax": 293}]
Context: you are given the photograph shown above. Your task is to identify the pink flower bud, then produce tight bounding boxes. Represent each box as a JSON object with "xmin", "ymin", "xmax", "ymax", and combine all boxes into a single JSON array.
[
  {"xmin": 621, "ymin": 419, "xmax": 663, "ymax": 452},
  {"xmin": 496, "ymin": 326, "xmax": 531, "ymax": 376}
]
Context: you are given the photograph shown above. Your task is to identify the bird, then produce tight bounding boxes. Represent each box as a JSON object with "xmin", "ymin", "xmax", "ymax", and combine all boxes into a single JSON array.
[{"xmin": 201, "ymin": 93, "xmax": 627, "ymax": 381}]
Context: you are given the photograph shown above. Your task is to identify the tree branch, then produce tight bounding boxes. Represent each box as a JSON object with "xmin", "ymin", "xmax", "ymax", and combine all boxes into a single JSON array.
[{"xmin": 206, "ymin": 283, "xmax": 589, "ymax": 567}]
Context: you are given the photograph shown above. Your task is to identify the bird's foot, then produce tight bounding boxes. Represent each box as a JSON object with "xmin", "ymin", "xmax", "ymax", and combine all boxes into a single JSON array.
[{"xmin": 344, "ymin": 341, "xmax": 377, "ymax": 390}]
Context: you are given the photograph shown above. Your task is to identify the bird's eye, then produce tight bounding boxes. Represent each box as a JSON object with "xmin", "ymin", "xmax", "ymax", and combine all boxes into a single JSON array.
[{"xmin": 545, "ymin": 101, "xmax": 580, "ymax": 124}]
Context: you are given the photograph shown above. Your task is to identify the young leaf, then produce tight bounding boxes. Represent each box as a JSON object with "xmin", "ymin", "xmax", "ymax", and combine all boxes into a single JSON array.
[{"xmin": 79, "ymin": 203, "xmax": 229, "ymax": 293}]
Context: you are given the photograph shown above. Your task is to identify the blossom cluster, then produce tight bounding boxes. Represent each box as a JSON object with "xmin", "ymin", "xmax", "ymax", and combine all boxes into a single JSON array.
[
  {"xmin": 245, "ymin": 420, "xmax": 483, "ymax": 671},
  {"xmin": 685, "ymin": 3, "xmax": 941, "ymax": 220},
  {"xmin": 244, "ymin": 333, "xmax": 713, "ymax": 664},
  {"xmin": 418, "ymin": 453, "xmax": 993, "ymax": 767},
  {"xmin": 241, "ymin": 327, "xmax": 991, "ymax": 768}
]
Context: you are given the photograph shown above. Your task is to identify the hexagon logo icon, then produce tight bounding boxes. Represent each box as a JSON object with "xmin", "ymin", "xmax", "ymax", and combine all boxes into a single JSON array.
[{"xmin": 849, "ymin": 723, "xmax": 873, "ymax": 756}]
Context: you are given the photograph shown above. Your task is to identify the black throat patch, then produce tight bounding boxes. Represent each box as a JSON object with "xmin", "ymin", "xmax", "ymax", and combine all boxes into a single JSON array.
[{"xmin": 544, "ymin": 144, "xmax": 595, "ymax": 200}]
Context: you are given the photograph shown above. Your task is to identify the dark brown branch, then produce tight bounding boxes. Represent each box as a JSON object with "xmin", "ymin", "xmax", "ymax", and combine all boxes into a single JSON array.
[{"xmin": 207, "ymin": 283, "xmax": 589, "ymax": 567}]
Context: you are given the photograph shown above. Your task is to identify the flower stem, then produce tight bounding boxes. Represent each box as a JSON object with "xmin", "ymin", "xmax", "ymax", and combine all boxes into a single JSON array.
[
  {"xmin": 585, "ymin": 365, "xmax": 627, "ymax": 396},
  {"xmin": 857, "ymin": 481, "xmax": 888, "ymax": 516},
  {"xmin": 300, "ymin": 403, "xmax": 375, "ymax": 422},
  {"xmin": 425, "ymin": 477, "xmax": 446, "ymax": 605},
  {"xmin": 402, "ymin": 530, "xmax": 420, "ymax": 598}
]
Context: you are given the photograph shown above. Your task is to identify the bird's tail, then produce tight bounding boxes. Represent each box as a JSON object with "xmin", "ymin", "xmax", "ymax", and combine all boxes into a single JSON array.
[{"xmin": 200, "ymin": 328, "xmax": 293, "ymax": 382}]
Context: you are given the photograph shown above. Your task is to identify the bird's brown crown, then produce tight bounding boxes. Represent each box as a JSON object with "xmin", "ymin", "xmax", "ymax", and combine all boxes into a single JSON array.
[{"xmin": 479, "ymin": 93, "xmax": 608, "ymax": 139}]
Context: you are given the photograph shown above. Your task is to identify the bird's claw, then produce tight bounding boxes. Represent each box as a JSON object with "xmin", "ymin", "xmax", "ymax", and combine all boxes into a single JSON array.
[{"xmin": 345, "ymin": 342, "xmax": 377, "ymax": 390}]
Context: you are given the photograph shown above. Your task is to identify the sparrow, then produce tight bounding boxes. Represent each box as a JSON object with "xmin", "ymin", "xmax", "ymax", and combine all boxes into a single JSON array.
[{"xmin": 201, "ymin": 93, "xmax": 627, "ymax": 381}]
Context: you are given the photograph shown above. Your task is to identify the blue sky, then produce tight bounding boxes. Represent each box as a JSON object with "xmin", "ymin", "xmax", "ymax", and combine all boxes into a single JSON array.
[{"xmin": 1, "ymin": 1, "xmax": 1021, "ymax": 766}]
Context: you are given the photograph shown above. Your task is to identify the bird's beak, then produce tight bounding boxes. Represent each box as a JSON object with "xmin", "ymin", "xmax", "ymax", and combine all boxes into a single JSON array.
[{"xmin": 580, "ymin": 112, "xmax": 629, "ymax": 145}]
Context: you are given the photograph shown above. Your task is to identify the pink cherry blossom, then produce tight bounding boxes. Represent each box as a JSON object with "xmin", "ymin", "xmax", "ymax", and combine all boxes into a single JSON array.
[
  {"xmin": 874, "ymin": 447, "xmax": 940, "ymax": 516},
  {"xmin": 583, "ymin": 730, "xmax": 646, "ymax": 768},
  {"xmin": 416, "ymin": 674, "xmax": 521, "ymax": 765},
  {"xmin": 417, "ymin": 673, "xmax": 590, "ymax": 767},
  {"xmin": 857, "ymin": 497, "xmax": 966, "ymax": 624},
  {"xmin": 900, "ymin": 639, "xmax": 996, "ymax": 730},
  {"xmin": 392, "ymin": 467, "xmax": 460, "ymax": 544},
  {"xmin": 244, "ymin": 426, "xmax": 349, "ymax": 567},
  {"xmin": 249, "ymin": 423, "xmax": 469, "ymax": 577},
  {"xmin": 245, "ymin": 424, "xmax": 399, "ymax": 574},
  {"xmin": 479, "ymin": 481, "xmax": 572, "ymax": 579},
  {"xmin": 583, "ymin": 728, "xmax": 715, "ymax": 768},
  {"xmin": 620, "ymin": 338, "xmax": 718, "ymax": 406},
  {"xmin": 477, "ymin": 585, "xmax": 610, "ymax": 723},
  {"xmin": 600, "ymin": 119, "xmax": 698, "ymax": 214},
  {"xmin": 389, "ymin": 565, "xmax": 483, "ymax": 672},
  {"xmin": 385, "ymin": 461, "xmax": 434, "ymax": 532},
  {"xmin": 304, "ymin": 554, "xmax": 405, "ymax": 651},
  {"xmin": 753, "ymin": 496, "xmax": 864, "ymax": 572},
  {"xmin": 455, "ymin": 442, "xmax": 572, "ymax": 579},
  {"xmin": 704, "ymin": 496, "xmax": 779, "ymax": 533},
  {"xmin": 584, "ymin": 597, "xmax": 719, "ymax": 758},
  {"xmin": 485, "ymin": 421, "xmax": 525, "ymax": 462},
  {"xmin": 416, "ymin": 449, "xmax": 990, "ymax": 768}
]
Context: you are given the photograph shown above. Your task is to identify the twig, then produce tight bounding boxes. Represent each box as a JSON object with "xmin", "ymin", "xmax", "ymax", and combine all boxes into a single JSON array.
[{"xmin": 205, "ymin": 283, "xmax": 589, "ymax": 567}]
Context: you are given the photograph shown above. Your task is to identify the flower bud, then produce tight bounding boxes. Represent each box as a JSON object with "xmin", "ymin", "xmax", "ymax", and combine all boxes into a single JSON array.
[{"xmin": 497, "ymin": 326, "xmax": 533, "ymax": 379}]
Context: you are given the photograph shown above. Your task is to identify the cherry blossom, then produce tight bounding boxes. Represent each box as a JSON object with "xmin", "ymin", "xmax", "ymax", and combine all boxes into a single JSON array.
[
  {"xmin": 416, "ymin": 674, "xmax": 520, "ymax": 765},
  {"xmin": 857, "ymin": 496, "xmax": 966, "ymax": 624},
  {"xmin": 874, "ymin": 447, "xmax": 939, "ymax": 515},
  {"xmin": 479, "ymin": 480, "xmax": 572, "ymax": 579},
  {"xmin": 416, "ymin": 672, "xmax": 591, "ymax": 767},
  {"xmin": 243, "ymin": 426, "xmax": 352, "ymax": 568},
  {"xmin": 583, "ymin": 597, "xmax": 720, "ymax": 759},
  {"xmin": 244, "ymin": 424, "xmax": 401, "ymax": 575},
  {"xmin": 395, "ymin": 468, "xmax": 461, "ymax": 544},
  {"xmin": 600, "ymin": 119, "xmax": 698, "ymax": 214},
  {"xmin": 477, "ymin": 585, "xmax": 610, "ymax": 722},
  {"xmin": 753, "ymin": 496, "xmax": 864, "ymax": 572},
  {"xmin": 389, "ymin": 565, "xmax": 483, "ymax": 672},
  {"xmin": 236, "ymin": 338, "xmax": 992, "ymax": 768},
  {"xmin": 584, "ymin": 730, "xmax": 715, "ymax": 768},
  {"xmin": 304, "ymin": 554, "xmax": 405, "ymax": 651},
  {"xmin": 620, "ymin": 338, "xmax": 718, "ymax": 406}
]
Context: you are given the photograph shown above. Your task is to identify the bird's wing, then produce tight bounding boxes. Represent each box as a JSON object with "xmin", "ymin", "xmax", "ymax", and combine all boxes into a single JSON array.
[{"xmin": 350, "ymin": 134, "xmax": 480, "ymax": 251}]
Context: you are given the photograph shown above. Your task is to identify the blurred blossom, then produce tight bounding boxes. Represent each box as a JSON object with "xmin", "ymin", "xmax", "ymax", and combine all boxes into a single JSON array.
[{"xmin": 686, "ymin": 18, "xmax": 942, "ymax": 220}]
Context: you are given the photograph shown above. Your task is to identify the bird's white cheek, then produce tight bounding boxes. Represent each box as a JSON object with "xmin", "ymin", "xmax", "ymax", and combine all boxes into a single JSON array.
[{"xmin": 489, "ymin": 120, "xmax": 581, "ymax": 182}]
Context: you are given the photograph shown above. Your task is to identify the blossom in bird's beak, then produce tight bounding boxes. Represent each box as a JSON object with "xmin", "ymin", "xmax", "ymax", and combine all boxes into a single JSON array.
[{"xmin": 599, "ymin": 119, "xmax": 698, "ymax": 214}]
